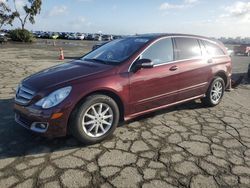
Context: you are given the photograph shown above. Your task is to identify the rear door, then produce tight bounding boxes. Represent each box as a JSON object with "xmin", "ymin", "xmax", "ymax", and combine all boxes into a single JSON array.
[
  {"xmin": 202, "ymin": 40, "xmax": 227, "ymax": 64},
  {"xmin": 202, "ymin": 40, "xmax": 230, "ymax": 86},
  {"xmin": 173, "ymin": 37, "xmax": 211, "ymax": 101}
]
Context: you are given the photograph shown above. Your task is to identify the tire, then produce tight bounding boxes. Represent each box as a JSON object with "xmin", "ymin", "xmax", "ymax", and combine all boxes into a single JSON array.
[
  {"xmin": 201, "ymin": 77, "xmax": 225, "ymax": 107},
  {"xmin": 70, "ymin": 94, "xmax": 119, "ymax": 144}
]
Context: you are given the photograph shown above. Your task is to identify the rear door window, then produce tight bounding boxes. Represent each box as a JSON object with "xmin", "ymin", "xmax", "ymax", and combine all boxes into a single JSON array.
[
  {"xmin": 174, "ymin": 37, "xmax": 202, "ymax": 60},
  {"xmin": 203, "ymin": 41, "xmax": 225, "ymax": 56},
  {"xmin": 141, "ymin": 38, "xmax": 174, "ymax": 65}
]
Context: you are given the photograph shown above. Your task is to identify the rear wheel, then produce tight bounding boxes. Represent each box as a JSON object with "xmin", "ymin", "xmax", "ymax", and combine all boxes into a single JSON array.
[
  {"xmin": 70, "ymin": 94, "xmax": 119, "ymax": 144},
  {"xmin": 201, "ymin": 77, "xmax": 225, "ymax": 107}
]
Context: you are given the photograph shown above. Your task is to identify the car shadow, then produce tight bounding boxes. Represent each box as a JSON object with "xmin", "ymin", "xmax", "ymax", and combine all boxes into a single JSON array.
[
  {"xmin": 121, "ymin": 100, "xmax": 205, "ymax": 126},
  {"xmin": 0, "ymin": 98, "xmax": 86, "ymax": 160},
  {"xmin": 232, "ymin": 72, "xmax": 250, "ymax": 85},
  {"xmin": 0, "ymin": 98, "xmax": 204, "ymax": 159}
]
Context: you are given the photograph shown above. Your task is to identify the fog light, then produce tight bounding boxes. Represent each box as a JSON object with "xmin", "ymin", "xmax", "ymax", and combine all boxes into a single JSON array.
[
  {"xmin": 31, "ymin": 122, "xmax": 49, "ymax": 133},
  {"xmin": 38, "ymin": 123, "xmax": 47, "ymax": 129}
]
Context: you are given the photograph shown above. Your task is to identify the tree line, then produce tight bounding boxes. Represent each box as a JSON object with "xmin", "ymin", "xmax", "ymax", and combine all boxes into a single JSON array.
[
  {"xmin": 0, "ymin": 0, "xmax": 42, "ymax": 42},
  {"xmin": 0, "ymin": 0, "xmax": 42, "ymax": 30}
]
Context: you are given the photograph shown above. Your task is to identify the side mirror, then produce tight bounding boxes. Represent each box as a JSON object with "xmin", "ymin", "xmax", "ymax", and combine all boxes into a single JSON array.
[{"xmin": 134, "ymin": 59, "xmax": 154, "ymax": 71}]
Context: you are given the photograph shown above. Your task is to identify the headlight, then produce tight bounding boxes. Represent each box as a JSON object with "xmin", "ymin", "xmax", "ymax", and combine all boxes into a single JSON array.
[{"xmin": 35, "ymin": 86, "xmax": 72, "ymax": 109}]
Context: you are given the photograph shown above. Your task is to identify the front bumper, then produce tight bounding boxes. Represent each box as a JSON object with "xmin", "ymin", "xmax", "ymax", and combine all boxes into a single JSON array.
[{"xmin": 14, "ymin": 103, "xmax": 69, "ymax": 137}]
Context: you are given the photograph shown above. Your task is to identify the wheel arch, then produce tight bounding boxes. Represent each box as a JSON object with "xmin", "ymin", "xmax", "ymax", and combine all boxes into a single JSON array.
[
  {"xmin": 68, "ymin": 89, "xmax": 125, "ymax": 131},
  {"xmin": 214, "ymin": 71, "xmax": 228, "ymax": 87}
]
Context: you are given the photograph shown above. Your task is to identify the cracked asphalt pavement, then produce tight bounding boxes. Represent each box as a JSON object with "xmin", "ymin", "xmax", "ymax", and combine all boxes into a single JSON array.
[{"xmin": 0, "ymin": 41, "xmax": 250, "ymax": 188}]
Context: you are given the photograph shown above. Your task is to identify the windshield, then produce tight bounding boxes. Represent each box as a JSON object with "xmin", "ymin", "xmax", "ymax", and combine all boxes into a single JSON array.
[{"xmin": 82, "ymin": 37, "xmax": 150, "ymax": 64}]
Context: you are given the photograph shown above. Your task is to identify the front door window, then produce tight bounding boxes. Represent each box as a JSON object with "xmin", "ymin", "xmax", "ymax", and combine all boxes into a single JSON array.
[{"xmin": 140, "ymin": 38, "xmax": 174, "ymax": 65}]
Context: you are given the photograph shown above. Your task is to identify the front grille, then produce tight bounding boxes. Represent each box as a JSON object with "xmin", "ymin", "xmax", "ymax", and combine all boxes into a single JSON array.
[{"xmin": 15, "ymin": 85, "xmax": 35, "ymax": 105}]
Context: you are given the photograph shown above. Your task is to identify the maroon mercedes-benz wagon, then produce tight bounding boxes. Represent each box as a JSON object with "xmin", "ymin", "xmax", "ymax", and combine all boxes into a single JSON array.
[{"xmin": 14, "ymin": 34, "xmax": 232, "ymax": 143}]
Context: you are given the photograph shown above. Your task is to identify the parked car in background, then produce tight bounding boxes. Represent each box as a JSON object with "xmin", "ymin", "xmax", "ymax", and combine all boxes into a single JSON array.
[
  {"xmin": 14, "ymin": 33, "xmax": 232, "ymax": 144},
  {"xmin": 92, "ymin": 41, "xmax": 109, "ymax": 50},
  {"xmin": 113, "ymin": 35, "xmax": 123, "ymax": 40},
  {"xmin": 93, "ymin": 34, "xmax": 102, "ymax": 41},
  {"xmin": 102, "ymin": 35, "xmax": 113, "ymax": 41},
  {"xmin": 85, "ymin": 34, "xmax": 94, "ymax": 40},
  {"xmin": 40, "ymin": 32, "xmax": 51, "ymax": 39},
  {"xmin": 234, "ymin": 44, "xmax": 250, "ymax": 56},
  {"xmin": 67, "ymin": 33, "xmax": 77, "ymax": 40},
  {"xmin": 28, "ymin": 30, "xmax": 125, "ymax": 41},
  {"xmin": 76, "ymin": 33, "xmax": 85, "ymax": 40},
  {"xmin": 33, "ymin": 31, "xmax": 40, "ymax": 38},
  {"xmin": 51, "ymin": 32, "xmax": 59, "ymax": 39},
  {"xmin": 0, "ymin": 32, "xmax": 7, "ymax": 37},
  {"xmin": 0, "ymin": 35, "xmax": 8, "ymax": 43},
  {"xmin": 0, "ymin": 31, "xmax": 8, "ymax": 43},
  {"xmin": 34, "ymin": 31, "xmax": 46, "ymax": 38},
  {"xmin": 58, "ymin": 32, "xmax": 68, "ymax": 40}
]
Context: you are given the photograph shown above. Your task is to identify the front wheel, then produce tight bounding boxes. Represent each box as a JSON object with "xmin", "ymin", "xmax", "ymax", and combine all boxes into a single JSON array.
[
  {"xmin": 201, "ymin": 77, "xmax": 225, "ymax": 107},
  {"xmin": 70, "ymin": 94, "xmax": 119, "ymax": 144}
]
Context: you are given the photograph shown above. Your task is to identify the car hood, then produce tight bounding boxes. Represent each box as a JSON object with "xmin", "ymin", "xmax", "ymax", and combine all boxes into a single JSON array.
[{"xmin": 22, "ymin": 59, "xmax": 114, "ymax": 92}]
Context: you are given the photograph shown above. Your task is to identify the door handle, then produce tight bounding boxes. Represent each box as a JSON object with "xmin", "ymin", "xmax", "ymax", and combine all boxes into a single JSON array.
[
  {"xmin": 169, "ymin": 65, "xmax": 178, "ymax": 71},
  {"xmin": 207, "ymin": 58, "xmax": 213, "ymax": 63}
]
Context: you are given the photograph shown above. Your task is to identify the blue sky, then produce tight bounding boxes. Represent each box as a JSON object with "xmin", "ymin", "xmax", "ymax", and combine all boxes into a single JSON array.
[{"xmin": 3, "ymin": 0, "xmax": 250, "ymax": 37}]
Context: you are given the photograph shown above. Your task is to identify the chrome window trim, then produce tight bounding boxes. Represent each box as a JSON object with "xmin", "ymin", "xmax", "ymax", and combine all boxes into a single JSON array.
[
  {"xmin": 128, "ymin": 35, "xmax": 228, "ymax": 72},
  {"xmin": 153, "ymin": 57, "xmax": 203, "ymax": 67}
]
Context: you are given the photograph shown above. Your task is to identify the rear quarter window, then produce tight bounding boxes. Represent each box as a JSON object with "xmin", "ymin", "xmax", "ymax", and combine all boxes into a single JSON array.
[
  {"xmin": 203, "ymin": 40, "xmax": 225, "ymax": 57},
  {"xmin": 174, "ymin": 37, "xmax": 202, "ymax": 60}
]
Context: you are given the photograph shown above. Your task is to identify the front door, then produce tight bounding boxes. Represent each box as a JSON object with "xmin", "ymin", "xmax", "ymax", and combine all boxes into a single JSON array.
[{"xmin": 129, "ymin": 38, "xmax": 179, "ymax": 115}]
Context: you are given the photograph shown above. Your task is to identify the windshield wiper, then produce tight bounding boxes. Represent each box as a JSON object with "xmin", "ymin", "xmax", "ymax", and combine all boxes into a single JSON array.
[{"xmin": 84, "ymin": 58, "xmax": 108, "ymax": 64}]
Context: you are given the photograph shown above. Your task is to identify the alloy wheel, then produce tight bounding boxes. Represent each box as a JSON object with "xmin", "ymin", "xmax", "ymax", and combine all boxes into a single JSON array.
[
  {"xmin": 82, "ymin": 103, "xmax": 113, "ymax": 138},
  {"xmin": 210, "ymin": 80, "xmax": 223, "ymax": 104}
]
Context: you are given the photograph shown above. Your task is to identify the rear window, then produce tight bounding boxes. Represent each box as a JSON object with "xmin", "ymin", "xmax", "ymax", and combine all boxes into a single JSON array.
[
  {"xmin": 203, "ymin": 41, "xmax": 225, "ymax": 56},
  {"xmin": 174, "ymin": 38, "xmax": 202, "ymax": 60}
]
